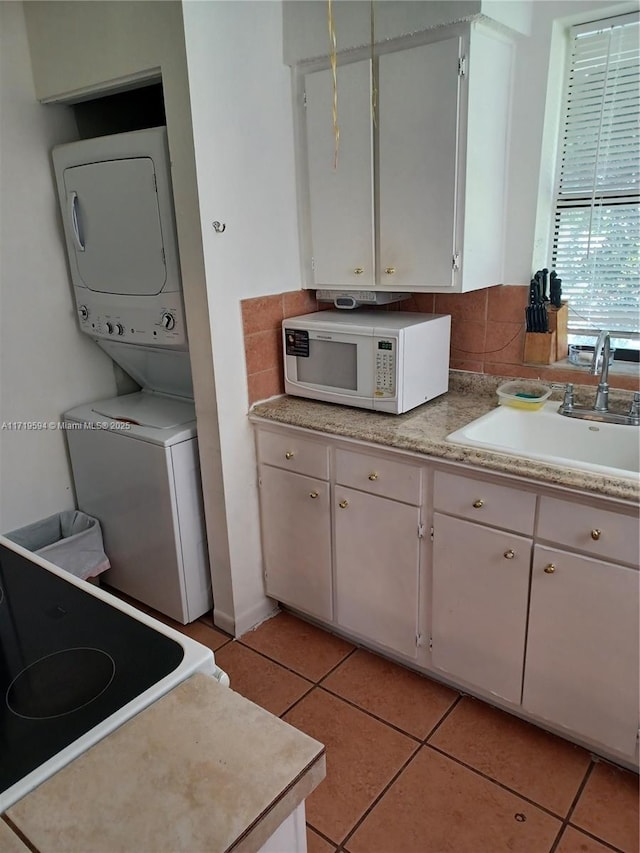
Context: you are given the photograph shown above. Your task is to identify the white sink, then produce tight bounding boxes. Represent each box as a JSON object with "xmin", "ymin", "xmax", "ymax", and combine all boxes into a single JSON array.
[{"xmin": 446, "ymin": 400, "xmax": 640, "ymax": 481}]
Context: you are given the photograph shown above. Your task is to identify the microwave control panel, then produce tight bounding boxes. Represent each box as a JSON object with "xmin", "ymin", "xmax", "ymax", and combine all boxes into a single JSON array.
[{"xmin": 375, "ymin": 339, "xmax": 396, "ymax": 397}]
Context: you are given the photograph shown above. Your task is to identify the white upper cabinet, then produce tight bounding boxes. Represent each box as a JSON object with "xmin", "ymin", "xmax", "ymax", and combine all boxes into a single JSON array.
[
  {"xmin": 296, "ymin": 23, "xmax": 513, "ymax": 292},
  {"xmin": 305, "ymin": 61, "xmax": 375, "ymax": 287}
]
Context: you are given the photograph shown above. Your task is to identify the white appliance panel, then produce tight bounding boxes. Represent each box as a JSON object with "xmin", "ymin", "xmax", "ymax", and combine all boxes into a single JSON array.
[{"xmin": 63, "ymin": 157, "xmax": 166, "ymax": 296}]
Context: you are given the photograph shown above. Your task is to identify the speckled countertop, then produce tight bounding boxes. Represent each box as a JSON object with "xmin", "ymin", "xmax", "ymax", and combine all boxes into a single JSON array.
[
  {"xmin": 6, "ymin": 674, "xmax": 325, "ymax": 853},
  {"xmin": 250, "ymin": 372, "xmax": 639, "ymax": 504}
]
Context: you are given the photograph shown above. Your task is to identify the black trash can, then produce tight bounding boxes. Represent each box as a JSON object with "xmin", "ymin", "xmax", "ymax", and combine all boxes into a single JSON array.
[{"xmin": 5, "ymin": 510, "xmax": 110, "ymax": 580}]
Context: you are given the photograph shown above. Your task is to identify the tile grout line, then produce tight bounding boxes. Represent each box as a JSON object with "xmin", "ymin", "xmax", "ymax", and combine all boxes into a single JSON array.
[
  {"xmin": 420, "ymin": 692, "xmax": 463, "ymax": 744},
  {"xmin": 424, "ymin": 742, "xmax": 584, "ymax": 824},
  {"xmin": 331, "ymin": 746, "xmax": 424, "ymax": 853},
  {"xmin": 550, "ymin": 760, "xmax": 626, "ymax": 853}
]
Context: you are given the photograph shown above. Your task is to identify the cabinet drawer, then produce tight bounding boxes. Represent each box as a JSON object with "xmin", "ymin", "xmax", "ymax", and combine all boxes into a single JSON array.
[
  {"xmin": 256, "ymin": 430, "xmax": 329, "ymax": 480},
  {"xmin": 434, "ymin": 471, "xmax": 536, "ymax": 535},
  {"xmin": 335, "ymin": 448, "xmax": 421, "ymax": 505},
  {"xmin": 537, "ymin": 496, "xmax": 639, "ymax": 566}
]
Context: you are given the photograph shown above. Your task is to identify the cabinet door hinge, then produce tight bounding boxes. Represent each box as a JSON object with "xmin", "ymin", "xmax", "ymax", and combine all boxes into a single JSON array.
[
  {"xmin": 430, "ymin": 526, "xmax": 434, "ymax": 542},
  {"xmin": 452, "ymin": 253, "xmax": 460, "ymax": 271},
  {"xmin": 416, "ymin": 633, "xmax": 428, "ymax": 648},
  {"xmin": 303, "ymin": 91, "xmax": 307, "ymax": 108},
  {"xmin": 311, "ymin": 256, "xmax": 316, "ymax": 271},
  {"xmin": 418, "ymin": 522, "xmax": 425, "ymax": 539},
  {"xmin": 429, "ymin": 635, "xmax": 433, "ymax": 651},
  {"xmin": 458, "ymin": 56, "xmax": 466, "ymax": 78}
]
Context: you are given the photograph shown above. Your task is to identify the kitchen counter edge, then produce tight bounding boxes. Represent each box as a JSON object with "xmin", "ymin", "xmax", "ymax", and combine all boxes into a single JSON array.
[{"xmin": 249, "ymin": 377, "xmax": 639, "ymax": 505}]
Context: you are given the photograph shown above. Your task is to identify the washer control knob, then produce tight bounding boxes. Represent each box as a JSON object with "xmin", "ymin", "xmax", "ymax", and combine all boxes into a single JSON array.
[
  {"xmin": 78, "ymin": 305, "xmax": 89, "ymax": 320},
  {"xmin": 105, "ymin": 321, "xmax": 114, "ymax": 335},
  {"xmin": 161, "ymin": 312, "xmax": 176, "ymax": 331},
  {"xmin": 115, "ymin": 323, "xmax": 125, "ymax": 336}
]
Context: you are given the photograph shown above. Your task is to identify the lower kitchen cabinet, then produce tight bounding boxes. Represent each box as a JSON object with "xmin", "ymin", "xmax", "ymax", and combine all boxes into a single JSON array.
[
  {"xmin": 523, "ymin": 545, "xmax": 640, "ymax": 757},
  {"xmin": 258, "ymin": 464, "xmax": 332, "ymax": 621},
  {"xmin": 252, "ymin": 419, "xmax": 639, "ymax": 765},
  {"xmin": 431, "ymin": 512, "xmax": 532, "ymax": 704},
  {"xmin": 334, "ymin": 486, "xmax": 421, "ymax": 659}
]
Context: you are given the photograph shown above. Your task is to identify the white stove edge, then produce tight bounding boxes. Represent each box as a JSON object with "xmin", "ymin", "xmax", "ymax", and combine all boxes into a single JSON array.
[{"xmin": 0, "ymin": 535, "xmax": 229, "ymax": 813}]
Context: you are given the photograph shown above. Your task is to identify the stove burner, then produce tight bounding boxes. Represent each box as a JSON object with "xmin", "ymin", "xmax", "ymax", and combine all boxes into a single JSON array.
[{"xmin": 6, "ymin": 648, "xmax": 115, "ymax": 719}]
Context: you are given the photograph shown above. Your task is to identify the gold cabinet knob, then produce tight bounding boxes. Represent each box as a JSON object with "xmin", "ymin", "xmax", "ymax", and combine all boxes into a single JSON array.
[
  {"xmin": 368, "ymin": 472, "xmax": 378, "ymax": 481},
  {"xmin": 284, "ymin": 451, "xmax": 295, "ymax": 460},
  {"xmin": 473, "ymin": 499, "xmax": 484, "ymax": 509},
  {"xmin": 385, "ymin": 267, "xmax": 396, "ymax": 275},
  {"xmin": 354, "ymin": 267, "xmax": 364, "ymax": 275},
  {"xmin": 591, "ymin": 529, "xmax": 601, "ymax": 541},
  {"xmin": 504, "ymin": 549, "xmax": 515, "ymax": 560},
  {"xmin": 309, "ymin": 491, "xmax": 319, "ymax": 499},
  {"xmin": 544, "ymin": 564, "xmax": 556, "ymax": 574},
  {"xmin": 339, "ymin": 499, "xmax": 349, "ymax": 509}
]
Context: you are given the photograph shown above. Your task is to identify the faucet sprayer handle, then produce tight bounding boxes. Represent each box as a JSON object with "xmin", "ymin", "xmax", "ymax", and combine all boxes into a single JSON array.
[
  {"xmin": 551, "ymin": 383, "xmax": 574, "ymax": 411},
  {"xmin": 629, "ymin": 392, "xmax": 640, "ymax": 418}
]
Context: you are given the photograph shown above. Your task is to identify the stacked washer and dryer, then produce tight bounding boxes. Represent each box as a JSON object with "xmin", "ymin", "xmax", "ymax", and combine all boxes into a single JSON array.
[{"xmin": 52, "ymin": 128, "xmax": 211, "ymax": 624}]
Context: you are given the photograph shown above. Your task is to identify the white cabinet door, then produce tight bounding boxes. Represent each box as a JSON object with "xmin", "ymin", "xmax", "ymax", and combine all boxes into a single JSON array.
[
  {"xmin": 334, "ymin": 487, "xmax": 421, "ymax": 658},
  {"xmin": 523, "ymin": 545, "xmax": 640, "ymax": 757},
  {"xmin": 305, "ymin": 60, "xmax": 375, "ymax": 287},
  {"xmin": 378, "ymin": 37, "xmax": 461, "ymax": 288},
  {"xmin": 431, "ymin": 513, "xmax": 531, "ymax": 703},
  {"xmin": 258, "ymin": 465, "xmax": 332, "ymax": 621}
]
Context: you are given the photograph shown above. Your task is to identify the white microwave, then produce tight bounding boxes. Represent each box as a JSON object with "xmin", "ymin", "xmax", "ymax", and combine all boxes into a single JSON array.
[{"xmin": 283, "ymin": 310, "xmax": 451, "ymax": 414}]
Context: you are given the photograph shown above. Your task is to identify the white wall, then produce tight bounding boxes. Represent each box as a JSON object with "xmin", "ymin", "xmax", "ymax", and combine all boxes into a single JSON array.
[
  {"xmin": 0, "ymin": 2, "xmax": 117, "ymax": 532},
  {"xmin": 182, "ymin": 0, "xmax": 300, "ymax": 633}
]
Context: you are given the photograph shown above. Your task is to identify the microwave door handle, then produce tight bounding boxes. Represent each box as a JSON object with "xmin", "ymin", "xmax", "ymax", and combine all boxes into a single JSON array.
[{"xmin": 68, "ymin": 191, "xmax": 85, "ymax": 252}]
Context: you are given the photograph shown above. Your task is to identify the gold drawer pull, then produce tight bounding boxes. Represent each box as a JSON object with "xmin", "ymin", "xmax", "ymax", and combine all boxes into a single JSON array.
[
  {"xmin": 284, "ymin": 451, "xmax": 295, "ymax": 460},
  {"xmin": 309, "ymin": 491, "xmax": 319, "ymax": 499},
  {"xmin": 339, "ymin": 499, "xmax": 349, "ymax": 509},
  {"xmin": 591, "ymin": 529, "xmax": 601, "ymax": 541},
  {"xmin": 385, "ymin": 267, "xmax": 396, "ymax": 275},
  {"xmin": 354, "ymin": 267, "xmax": 364, "ymax": 275},
  {"xmin": 544, "ymin": 564, "xmax": 556, "ymax": 574},
  {"xmin": 368, "ymin": 472, "xmax": 379, "ymax": 481},
  {"xmin": 504, "ymin": 549, "xmax": 515, "ymax": 560},
  {"xmin": 473, "ymin": 499, "xmax": 484, "ymax": 509}
]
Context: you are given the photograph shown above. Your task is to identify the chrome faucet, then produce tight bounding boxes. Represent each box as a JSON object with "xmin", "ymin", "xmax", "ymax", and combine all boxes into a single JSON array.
[
  {"xmin": 553, "ymin": 330, "xmax": 639, "ymax": 425},
  {"xmin": 589, "ymin": 330, "xmax": 611, "ymax": 412}
]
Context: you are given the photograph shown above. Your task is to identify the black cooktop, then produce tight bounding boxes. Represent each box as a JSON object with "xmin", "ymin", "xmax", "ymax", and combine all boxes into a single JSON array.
[{"xmin": 0, "ymin": 543, "xmax": 184, "ymax": 795}]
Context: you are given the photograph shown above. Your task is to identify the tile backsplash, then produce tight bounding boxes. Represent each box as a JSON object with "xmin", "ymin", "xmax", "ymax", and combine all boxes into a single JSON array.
[{"xmin": 241, "ymin": 286, "xmax": 639, "ymax": 406}]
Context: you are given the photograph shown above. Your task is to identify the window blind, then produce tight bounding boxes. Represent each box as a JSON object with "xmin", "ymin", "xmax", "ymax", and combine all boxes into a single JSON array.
[{"xmin": 551, "ymin": 12, "xmax": 640, "ymax": 337}]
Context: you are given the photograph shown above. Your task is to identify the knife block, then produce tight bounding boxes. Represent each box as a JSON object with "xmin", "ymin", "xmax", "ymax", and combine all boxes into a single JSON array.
[
  {"xmin": 523, "ymin": 331, "xmax": 557, "ymax": 365},
  {"xmin": 548, "ymin": 302, "xmax": 569, "ymax": 360}
]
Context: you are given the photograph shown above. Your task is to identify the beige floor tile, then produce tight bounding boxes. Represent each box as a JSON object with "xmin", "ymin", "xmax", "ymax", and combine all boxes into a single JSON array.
[
  {"xmin": 429, "ymin": 697, "xmax": 591, "ymax": 816},
  {"xmin": 213, "ymin": 641, "xmax": 312, "ymax": 717},
  {"xmin": 571, "ymin": 762, "xmax": 640, "ymax": 853},
  {"xmin": 345, "ymin": 747, "xmax": 561, "ymax": 853},
  {"xmin": 306, "ymin": 827, "xmax": 336, "ymax": 853},
  {"xmin": 283, "ymin": 688, "xmax": 417, "ymax": 844},
  {"xmin": 555, "ymin": 826, "xmax": 617, "ymax": 853},
  {"xmin": 239, "ymin": 612, "xmax": 354, "ymax": 681},
  {"xmin": 322, "ymin": 648, "xmax": 458, "ymax": 739}
]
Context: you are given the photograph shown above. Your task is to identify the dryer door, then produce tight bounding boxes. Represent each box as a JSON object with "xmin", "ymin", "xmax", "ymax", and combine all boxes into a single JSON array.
[{"xmin": 63, "ymin": 157, "xmax": 167, "ymax": 296}]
